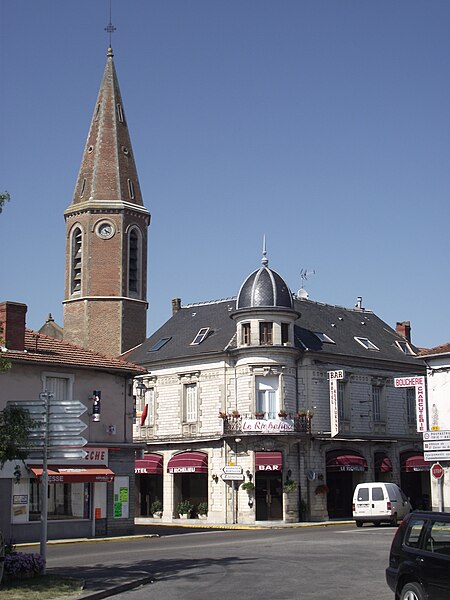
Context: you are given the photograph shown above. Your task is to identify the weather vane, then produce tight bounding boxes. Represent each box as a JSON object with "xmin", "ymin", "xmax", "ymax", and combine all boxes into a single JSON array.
[{"xmin": 104, "ymin": 0, "xmax": 116, "ymax": 46}]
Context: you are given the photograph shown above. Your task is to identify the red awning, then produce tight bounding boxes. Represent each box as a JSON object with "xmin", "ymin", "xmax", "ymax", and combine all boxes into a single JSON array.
[
  {"xmin": 30, "ymin": 466, "xmax": 115, "ymax": 483},
  {"xmin": 375, "ymin": 454, "xmax": 393, "ymax": 473},
  {"xmin": 167, "ymin": 452, "xmax": 208, "ymax": 474},
  {"xmin": 402, "ymin": 455, "xmax": 430, "ymax": 472},
  {"xmin": 135, "ymin": 454, "xmax": 163, "ymax": 475},
  {"xmin": 255, "ymin": 451, "xmax": 283, "ymax": 471},
  {"xmin": 326, "ymin": 454, "xmax": 368, "ymax": 472}
]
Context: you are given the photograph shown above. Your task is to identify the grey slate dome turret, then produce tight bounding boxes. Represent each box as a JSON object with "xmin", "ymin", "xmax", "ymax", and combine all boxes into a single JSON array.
[{"xmin": 236, "ymin": 245, "xmax": 294, "ymax": 310}]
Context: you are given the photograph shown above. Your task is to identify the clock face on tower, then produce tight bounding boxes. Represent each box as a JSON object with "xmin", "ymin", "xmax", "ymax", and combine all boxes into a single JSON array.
[{"xmin": 96, "ymin": 221, "xmax": 115, "ymax": 239}]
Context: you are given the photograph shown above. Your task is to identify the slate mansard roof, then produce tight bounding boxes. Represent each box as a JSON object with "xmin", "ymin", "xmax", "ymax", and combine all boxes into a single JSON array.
[{"xmin": 126, "ymin": 296, "xmax": 422, "ymax": 369}]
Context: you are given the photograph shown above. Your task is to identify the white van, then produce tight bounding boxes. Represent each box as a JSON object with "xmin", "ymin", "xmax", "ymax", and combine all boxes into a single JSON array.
[{"xmin": 352, "ymin": 482, "xmax": 411, "ymax": 527}]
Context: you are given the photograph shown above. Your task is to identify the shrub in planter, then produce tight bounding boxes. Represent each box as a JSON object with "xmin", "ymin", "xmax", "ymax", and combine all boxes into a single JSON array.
[
  {"xmin": 4, "ymin": 552, "xmax": 45, "ymax": 580},
  {"xmin": 197, "ymin": 502, "xmax": 208, "ymax": 517},
  {"xmin": 150, "ymin": 499, "xmax": 163, "ymax": 516},
  {"xmin": 176, "ymin": 500, "xmax": 194, "ymax": 516}
]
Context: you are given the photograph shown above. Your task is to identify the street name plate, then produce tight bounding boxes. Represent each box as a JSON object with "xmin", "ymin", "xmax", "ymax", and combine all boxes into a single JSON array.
[{"xmin": 424, "ymin": 450, "xmax": 450, "ymax": 462}]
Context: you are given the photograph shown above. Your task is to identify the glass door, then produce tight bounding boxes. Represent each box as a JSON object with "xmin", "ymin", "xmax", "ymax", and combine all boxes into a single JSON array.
[{"xmin": 255, "ymin": 472, "xmax": 283, "ymax": 521}]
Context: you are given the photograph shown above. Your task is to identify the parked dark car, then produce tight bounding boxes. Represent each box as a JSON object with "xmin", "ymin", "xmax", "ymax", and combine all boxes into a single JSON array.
[{"xmin": 386, "ymin": 510, "xmax": 450, "ymax": 600}]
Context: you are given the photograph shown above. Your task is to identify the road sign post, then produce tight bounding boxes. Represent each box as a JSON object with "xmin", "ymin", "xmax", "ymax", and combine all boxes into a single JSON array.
[{"xmin": 8, "ymin": 393, "xmax": 88, "ymax": 572}]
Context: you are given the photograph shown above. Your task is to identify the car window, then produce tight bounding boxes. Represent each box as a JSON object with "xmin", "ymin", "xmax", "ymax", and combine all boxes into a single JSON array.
[
  {"xmin": 425, "ymin": 521, "xmax": 450, "ymax": 556},
  {"xmin": 372, "ymin": 487, "xmax": 384, "ymax": 501},
  {"xmin": 357, "ymin": 488, "xmax": 369, "ymax": 501},
  {"xmin": 404, "ymin": 519, "xmax": 426, "ymax": 548}
]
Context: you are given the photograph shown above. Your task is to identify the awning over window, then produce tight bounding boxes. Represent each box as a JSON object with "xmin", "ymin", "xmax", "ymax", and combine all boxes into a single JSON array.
[
  {"xmin": 375, "ymin": 454, "xmax": 393, "ymax": 473},
  {"xmin": 401, "ymin": 454, "xmax": 430, "ymax": 472},
  {"xmin": 255, "ymin": 451, "xmax": 283, "ymax": 471},
  {"xmin": 167, "ymin": 451, "xmax": 208, "ymax": 474},
  {"xmin": 326, "ymin": 454, "xmax": 368, "ymax": 472},
  {"xmin": 29, "ymin": 466, "xmax": 115, "ymax": 483},
  {"xmin": 135, "ymin": 454, "xmax": 163, "ymax": 475}
]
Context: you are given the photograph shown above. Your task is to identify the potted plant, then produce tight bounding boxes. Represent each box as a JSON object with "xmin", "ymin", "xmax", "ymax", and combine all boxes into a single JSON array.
[
  {"xmin": 241, "ymin": 481, "xmax": 255, "ymax": 492},
  {"xmin": 283, "ymin": 480, "xmax": 298, "ymax": 494},
  {"xmin": 278, "ymin": 409, "xmax": 288, "ymax": 418},
  {"xmin": 197, "ymin": 502, "xmax": 208, "ymax": 519},
  {"xmin": 255, "ymin": 411, "xmax": 265, "ymax": 419},
  {"xmin": 315, "ymin": 484, "xmax": 329, "ymax": 496},
  {"xmin": 218, "ymin": 410, "xmax": 227, "ymax": 419},
  {"xmin": 150, "ymin": 499, "xmax": 163, "ymax": 518},
  {"xmin": 231, "ymin": 410, "xmax": 240, "ymax": 418},
  {"xmin": 177, "ymin": 499, "xmax": 193, "ymax": 518}
]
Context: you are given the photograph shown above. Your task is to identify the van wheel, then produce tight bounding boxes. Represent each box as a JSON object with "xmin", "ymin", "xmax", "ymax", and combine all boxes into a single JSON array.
[
  {"xmin": 356, "ymin": 521, "xmax": 363, "ymax": 528},
  {"xmin": 399, "ymin": 581, "xmax": 424, "ymax": 600},
  {"xmin": 391, "ymin": 513, "xmax": 398, "ymax": 527}
]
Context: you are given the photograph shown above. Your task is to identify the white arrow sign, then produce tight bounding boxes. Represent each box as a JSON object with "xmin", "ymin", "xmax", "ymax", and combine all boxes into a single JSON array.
[
  {"xmin": 223, "ymin": 466, "xmax": 243, "ymax": 474},
  {"xmin": 221, "ymin": 473, "xmax": 245, "ymax": 481}
]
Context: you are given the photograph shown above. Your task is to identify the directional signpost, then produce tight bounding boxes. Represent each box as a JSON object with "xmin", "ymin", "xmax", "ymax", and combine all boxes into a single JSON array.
[{"xmin": 7, "ymin": 393, "xmax": 88, "ymax": 570}]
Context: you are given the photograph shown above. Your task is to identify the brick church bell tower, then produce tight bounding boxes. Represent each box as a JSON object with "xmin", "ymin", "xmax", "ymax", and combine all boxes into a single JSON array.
[{"xmin": 63, "ymin": 46, "xmax": 150, "ymax": 356}]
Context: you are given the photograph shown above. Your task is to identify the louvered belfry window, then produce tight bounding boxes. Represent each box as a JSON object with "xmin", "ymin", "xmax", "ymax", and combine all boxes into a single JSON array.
[
  {"xmin": 128, "ymin": 229, "xmax": 139, "ymax": 294},
  {"xmin": 71, "ymin": 227, "xmax": 82, "ymax": 294}
]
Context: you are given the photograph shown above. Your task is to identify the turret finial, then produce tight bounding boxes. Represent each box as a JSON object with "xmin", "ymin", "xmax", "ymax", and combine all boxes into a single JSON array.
[{"xmin": 261, "ymin": 235, "xmax": 268, "ymax": 266}]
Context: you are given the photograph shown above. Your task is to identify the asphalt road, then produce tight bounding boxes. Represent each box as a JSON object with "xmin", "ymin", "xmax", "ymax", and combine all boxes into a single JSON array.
[{"xmin": 46, "ymin": 524, "xmax": 396, "ymax": 600}]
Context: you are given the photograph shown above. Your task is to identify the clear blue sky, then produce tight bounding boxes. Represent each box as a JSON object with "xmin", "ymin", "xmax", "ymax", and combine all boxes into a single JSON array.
[{"xmin": 1, "ymin": 1, "xmax": 449, "ymax": 350}]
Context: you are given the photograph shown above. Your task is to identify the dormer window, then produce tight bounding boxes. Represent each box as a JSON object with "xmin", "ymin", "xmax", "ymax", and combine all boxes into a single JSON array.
[
  {"xmin": 191, "ymin": 328, "xmax": 210, "ymax": 345},
  {"xmin": 314, "ymin": 332, "xmax": 336, "ymax": 344},
  {"xmin": 354, "ymin": 336, "xmax": 379, "ymax": 351},
  {"xmin": 259, "ymin": 322, "xmax": 273, "ymax": 345},
  {"xmin": 395, "ymin": 340, "xmax": 415, "ymax": 355}
]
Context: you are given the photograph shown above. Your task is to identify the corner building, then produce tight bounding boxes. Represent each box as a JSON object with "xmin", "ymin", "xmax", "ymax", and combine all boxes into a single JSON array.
[{"xmin": 128, "ymin": 253, "xmax": 429, "ymax": 524}]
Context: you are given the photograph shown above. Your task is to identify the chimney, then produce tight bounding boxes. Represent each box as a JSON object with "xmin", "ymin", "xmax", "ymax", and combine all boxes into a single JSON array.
[
  {"xmin": 0, "ymin": 301, "xmax": 27, "ymax": 351},
  {"xmin": 396, "ymin": 321, "xmax": 411, "ymax": 343},
  {"xmin": 172, "ymin": 298, "xmax": 181, "ymax": 315}
]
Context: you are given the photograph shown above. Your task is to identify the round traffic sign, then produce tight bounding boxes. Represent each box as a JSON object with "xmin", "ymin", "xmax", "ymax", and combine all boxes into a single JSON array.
[{"xmin": 431, "ymin": 463, "xmax": 444, "ymax": 479}]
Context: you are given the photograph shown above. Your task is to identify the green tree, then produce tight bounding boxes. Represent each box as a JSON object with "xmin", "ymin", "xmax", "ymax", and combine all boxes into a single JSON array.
[
  {"xmin": 0, "ymin": 325, "xmax": 11, "ymax": 372},
  {"xmin": 0, "ymin": 406, "xmax": 37, "ymax": 468},
  {"xmin": 0, "ymin": 191, "xmax": 10, "ymax": 214}
]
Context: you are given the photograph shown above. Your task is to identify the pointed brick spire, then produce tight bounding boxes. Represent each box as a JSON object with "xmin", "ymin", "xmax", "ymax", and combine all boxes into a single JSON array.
[{"xmin": 67, "ymin": 46, "xmax": 145, "ymax": 210}]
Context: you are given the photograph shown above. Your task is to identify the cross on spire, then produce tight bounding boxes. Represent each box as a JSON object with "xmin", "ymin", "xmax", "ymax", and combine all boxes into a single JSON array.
[{"xmin": 104, "ymin": 1, "xmax": 116, "ymax": 47}]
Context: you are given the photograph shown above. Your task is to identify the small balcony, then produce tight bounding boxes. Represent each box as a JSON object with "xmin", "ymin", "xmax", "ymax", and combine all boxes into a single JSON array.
[{"xmin": 221, "ymin": 412, "xmax": 312, "ymax": 436}]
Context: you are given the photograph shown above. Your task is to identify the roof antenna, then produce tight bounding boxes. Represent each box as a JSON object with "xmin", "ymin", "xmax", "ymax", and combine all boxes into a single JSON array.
[
  {"xmin": 104, "ymin": 0, "xmax": 117, "ymax": 49},
  {"xmin": 297, "ymin": 268, "xmax": 315, "ymax": 299},
  {"xmin": 261, "ymin": 235, "xmax": 268, "ymax": 266}
]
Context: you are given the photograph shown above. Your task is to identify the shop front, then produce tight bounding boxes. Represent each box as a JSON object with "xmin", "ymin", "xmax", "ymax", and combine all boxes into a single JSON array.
[
  {"xmin": 134, "ymin": 453, "xmax": 163, "ymax": 516},
  {"xmin": 326, "ymin": 450, "xmax": 368, "ymax": 518},
  {"xmin": 167, "ymin": 451, "xmax": 208, "ymax": 516},
  {"xmin": 400, "ymin": 452, "xmax": 431, "ymax": 510},
  {"xmin": 6, "ymin": 447, "xmax": 119, "ymax": 543}
]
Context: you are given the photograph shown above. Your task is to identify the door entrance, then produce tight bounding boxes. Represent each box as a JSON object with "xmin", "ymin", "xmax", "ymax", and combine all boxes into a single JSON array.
[{"xmin": 255, "ymin": 472, "xmax": 283, "ymax": 521}]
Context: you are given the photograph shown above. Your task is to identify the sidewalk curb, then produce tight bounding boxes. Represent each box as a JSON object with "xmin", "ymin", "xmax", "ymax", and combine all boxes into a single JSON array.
[{"xmin": 77, "ymin": 575, "xmax": 155, "ymax": 600}]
